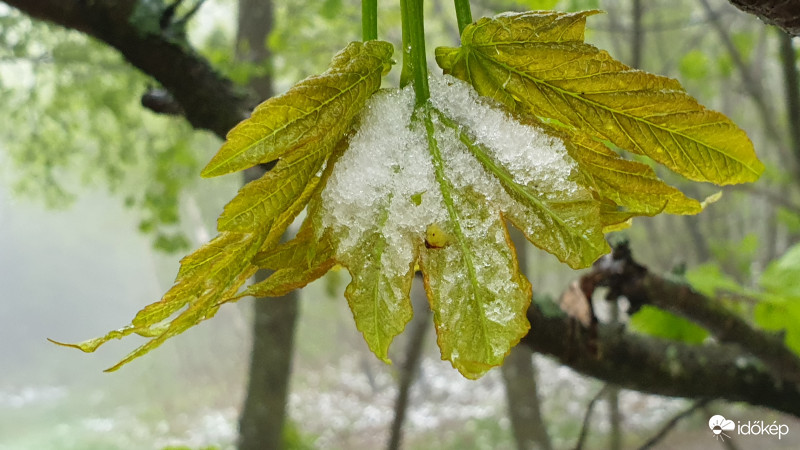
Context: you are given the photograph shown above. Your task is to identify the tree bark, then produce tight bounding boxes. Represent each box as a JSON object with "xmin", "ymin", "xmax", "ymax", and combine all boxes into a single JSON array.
[
  {"xmin": 234, "ymin": 1, "xmax": 299, "ymax": 449},
  {"xmin": 728, "ymin": 0, "xmax": 800, "ymax": 36}
]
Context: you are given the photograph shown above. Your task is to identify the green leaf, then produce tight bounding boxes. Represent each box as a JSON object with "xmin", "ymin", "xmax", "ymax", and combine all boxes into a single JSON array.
[
  {"xmin": 686, "ymin": 263, "xmax": 750, "ymax": 298},
  {"xmin": 216, "ymin": 141, "xmax": 327, "ymax": 232},
  {"xmin": 422, "ymin": 109, "xmax": 532, "ymax": 378},
  {"xmin": 679, "ymin": 50, "xmax": 710, "ymax": 81},
  {"xmin": 340, "ymin": 203, "xmax": 416, "ymax": 363},
  {"xmin": 436, "ymin": 11, "xmax": 764, "ymax": 185},
  {"xmin": 754, "ymin": 296, "xmax": 800, "ymax": 357},
  {"xmin": 564, "ymin": 130, "xmax": 704, "ymax": 216},
  {"xmin": 58, "ymin": 42, "xmax": 395, "ymax": 371},
  {"xmin": 629, "ymin": 305, "xmax": 709, "ymax": 344},
  {"xmin": 761, "ymin": 243, "xmax": 800, "ymax": 298},
  {"xmin": 52, "ymin": 231, "xmax": 262, "ymax": 371},
  {"xmin": 201, "ymin": 40, "xmax": 393, "ymax": 177},
  {"xmin": 245, "ymin": 227, "xmax": 336, "ymax": 298}
]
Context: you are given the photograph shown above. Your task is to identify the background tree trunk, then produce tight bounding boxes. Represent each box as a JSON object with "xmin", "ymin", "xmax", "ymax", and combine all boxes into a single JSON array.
[
  {"xmin": 235, "ymin": 1, "xmax": 300, "ymax": 449},
  {"xmin": 387, "ymin": 275, "xmax": 430, "ymax": 450},
  {"xmin": 501, "ymin": 229, "xmax": 552, "ymax": 450}
]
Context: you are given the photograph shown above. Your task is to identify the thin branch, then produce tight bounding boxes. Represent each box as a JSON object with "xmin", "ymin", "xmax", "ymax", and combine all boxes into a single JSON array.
[
  {"xmin": 637, "ymin": 398, "xmax": 712, "ymax": 450},
  {"xmin": 573, "ymin": 385, "xmax": 610, "ymax": 450},
  {"xmin": 727, "ymin": 184, "xmax": 800, "ymax": 213},
  {"xmin": 2, "ymin": 0, "xmax": 250, "ymax": 139}
]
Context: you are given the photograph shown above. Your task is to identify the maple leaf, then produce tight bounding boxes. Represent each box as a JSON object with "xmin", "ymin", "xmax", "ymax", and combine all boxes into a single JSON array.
[{"xmin": 57, "ymin": 11, "xmax": 764, "ymax": 379}]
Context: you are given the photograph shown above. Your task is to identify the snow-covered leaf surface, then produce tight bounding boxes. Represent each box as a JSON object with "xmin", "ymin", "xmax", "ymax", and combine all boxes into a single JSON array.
[{"xmin": 312, "ymin": 79, "xmax": 607, "ymax": 377}]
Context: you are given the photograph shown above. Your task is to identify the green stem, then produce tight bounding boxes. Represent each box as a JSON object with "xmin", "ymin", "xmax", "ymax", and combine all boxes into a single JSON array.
[
  {"xmin": 362, "ymin": 0, "xmax": 378, "ymax": 41},
  {"xmin": 402, "ymin": 0, "xmax": 430, "ymax": 104},
  {"xmin": 399, "ymin": 0, "xmax": 412, "ymax": 87},
  {"xmin": 453, "ymin": 0, "xmax": 472, "ymax": 36}
]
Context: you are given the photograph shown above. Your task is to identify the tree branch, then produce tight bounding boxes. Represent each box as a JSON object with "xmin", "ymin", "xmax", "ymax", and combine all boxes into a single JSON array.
[
  {"xmin": 573, "ymin": 385, "xmax": 609, "ymax": 450},
  {"xmin": 590, "ymin": 242, "xmax": 800, "ymax": 385},
  {"xmin": 523, "ymin": 304, "xmax": 800, "ymax": 417},
  {"xmin": 728, "ymin": 0, "xmax": 800, "ymax": 36},
  {"xmin": 2, "ymin": 0, "xmax": 250, "ymax": 139},
  {"xmin": 522, "ymin": 241, "xmax": 800, "ymax": 418}
]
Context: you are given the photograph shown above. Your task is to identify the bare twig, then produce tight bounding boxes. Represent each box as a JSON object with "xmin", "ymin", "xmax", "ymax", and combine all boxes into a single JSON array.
[
  {"xmin": 637, "ymin": 398, "xmax": 712, "ymax": 450},
  {"xmin": 573, "ymin": 385, "xmax": 610, "ymax": 450}
]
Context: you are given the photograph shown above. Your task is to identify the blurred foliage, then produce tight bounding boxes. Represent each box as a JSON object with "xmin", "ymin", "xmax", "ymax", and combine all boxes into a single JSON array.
[
  {"xmin": 679, "ymin": 49, "xmax": 710, "ymax": 81},
  {"xmin": 0, "ymin": 9, "xmax": 214, "ymax": 253},
  {"xmin": 755, "ymin": 244, "xmax": 800, "ymax": 354},
  {"xmin": 676, "ymin": 243, "xmax": 800, "ymax": 356},
  {"xmin": 710, "ymin": 233, "xmax": 760, "ymax": 282},
  {"xmin": 629, "ymin": 306, "xmax": 709, "ymax": 344}
]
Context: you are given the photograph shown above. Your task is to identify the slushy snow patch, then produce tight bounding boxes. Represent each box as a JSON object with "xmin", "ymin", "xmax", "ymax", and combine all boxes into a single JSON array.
[{"xmin": 320, "ymin": 85, "xmax": 446, "ymax": 278}]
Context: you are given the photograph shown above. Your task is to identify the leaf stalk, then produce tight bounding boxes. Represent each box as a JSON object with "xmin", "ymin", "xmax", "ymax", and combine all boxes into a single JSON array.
[
  {"xmin": 401, "ymin": 0, "xmax": 430, "ymax": 104},
  {"xmin": 362, "ymin": 0, "xmax": 378, "ymax": 41},
  {"xmin": 453, "ymin": 0, "xmax": 472, "ymax": 36}
]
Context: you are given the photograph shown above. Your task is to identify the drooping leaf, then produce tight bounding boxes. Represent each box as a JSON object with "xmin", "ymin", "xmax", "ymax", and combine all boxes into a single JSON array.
[
  {"xmin": 52, "ymin": 231, "xmax": 262, "ymax": 371},
  {"xmin": 246, "ymin": 226, "xmax": 336, "ymax": 298},
  {"xmin": 313, "ymin": 83, "xmax": 606, "ymax": 378},
  {"xmin": 202, "ymin": 40, "xmax": 393, "ymax": 177},
  {"xmin": 216, "ymin": 141, "xmax": 328, "ymax": 232},
  {"xmin": 436, "ymin": 11, "xmax": 764, "ymax": 185},
  {"xmin": 564, "ymin": 130, "xmax": 705, "ymax": 216},
  {"xmin": 63, "ymin": 10, "xmax": 766, "ymax": 380},
  {"xmin": 339, "ymin": 205, "xmax": 417, "ymax": 363},
  {"xmin": 56, "ymin": 41, "xmax": 394, "ymax": 370},
  {"xmin": 440, "ymin": 111, "xmax": 608, "ymax": 268},
  {"xmin": 420, "ymin": 111, "xmax": 532, "ymax": 377}
]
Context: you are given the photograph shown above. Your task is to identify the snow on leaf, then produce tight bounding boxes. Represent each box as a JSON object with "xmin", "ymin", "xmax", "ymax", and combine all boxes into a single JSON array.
[
  {"xmin": 314, "ymin": 79, "xmax": 603, "ymax": 378},
  {"xmin": 54, "ymin": 41, "xmax": 393, "ymax": 371},
  {"xmin": 318, "ymin": 87, "xmax": 438, "ymax": 363},
  {"xmin": 201, "ymin": 40, "xmax": 393, "ymax": 178},
  {"xmin": 428, "ymin": 75, "xmax": 608, "ymax": 269},
  {"xmin": 420, "ymin": 108, "xmax": 532, "ymax": 378},
  {"xmin": 435, "ymin": 10, "xmax": 764, "ymax": 185}
]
